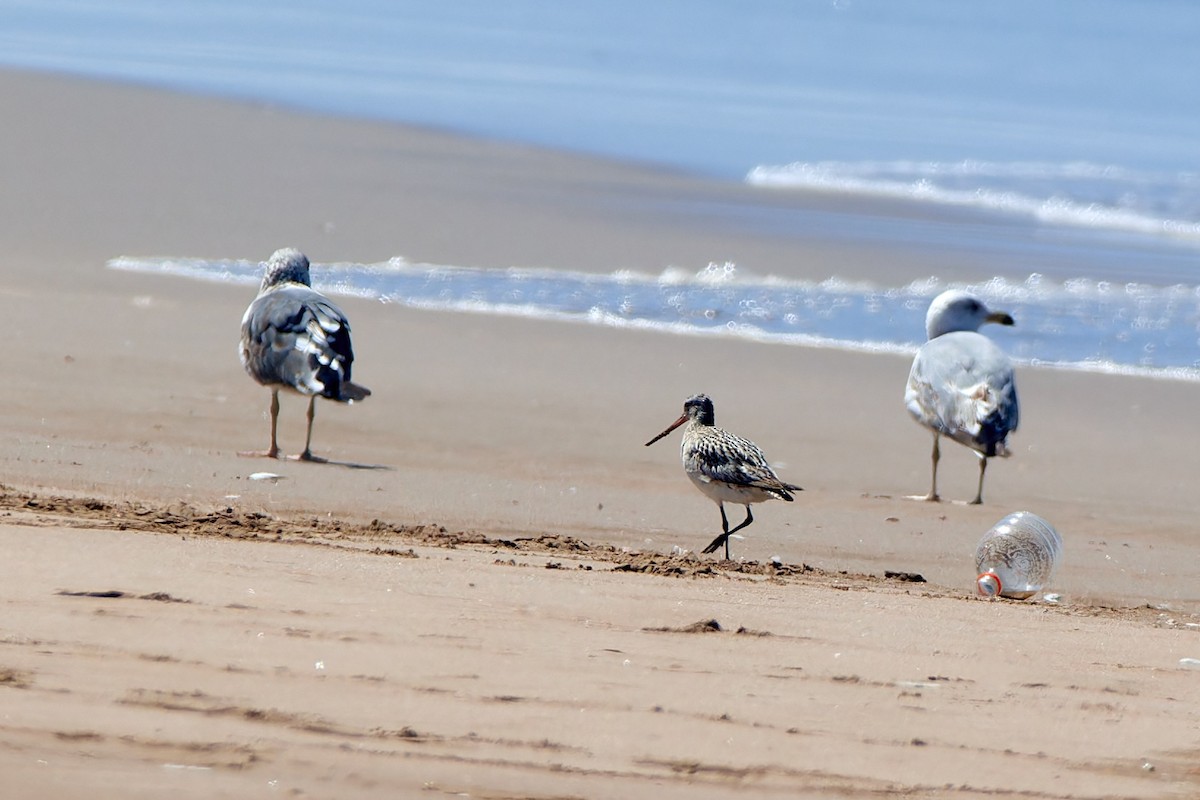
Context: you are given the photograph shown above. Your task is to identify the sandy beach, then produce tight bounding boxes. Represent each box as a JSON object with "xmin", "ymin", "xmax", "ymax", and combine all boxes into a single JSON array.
[{"xmin": 1, "ymin": 69, "xmax": 1198, "ymax": 799}]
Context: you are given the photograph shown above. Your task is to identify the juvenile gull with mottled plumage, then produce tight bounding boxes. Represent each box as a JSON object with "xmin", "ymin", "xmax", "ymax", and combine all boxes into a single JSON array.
[
  {"xmin": 645, "ymin": 394, "xmax": 801, "ymax": 560},
  {"xmin": 905, "ymin": 290, "xmax": 1018, "ymax": 504},
  {"xmin": 239, "ymin": 248, "xmax": 370, "ymax": 462}
]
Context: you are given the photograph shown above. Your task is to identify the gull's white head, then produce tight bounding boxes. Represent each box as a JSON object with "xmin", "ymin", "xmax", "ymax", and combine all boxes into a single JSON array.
[
  {"xmin": 261, "ymin": 248, "xmax": 312, "ymax": 291},
  {"xmin": 925, "ymin": 290, "xmax": 1015, "ymax": 340}
]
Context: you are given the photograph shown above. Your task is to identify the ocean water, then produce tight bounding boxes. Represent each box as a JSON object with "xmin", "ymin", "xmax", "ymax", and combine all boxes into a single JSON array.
[
  {"xmin": 109, "ymin": 255, "xmax": 1200, "ymax": 381},
  {"xmin": 6, "ymin": 0, "xmax": 1200, "ymax": 376}
]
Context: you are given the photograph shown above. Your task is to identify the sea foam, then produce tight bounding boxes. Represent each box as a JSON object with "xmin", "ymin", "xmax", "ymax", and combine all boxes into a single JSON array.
[
  {"xmin": 746, "ymin": 160, "xmax": 1200, "ymax": 245},
  {"xmin": 108, "ymin": 256, "xmax": 1200, "ymax": 382}
]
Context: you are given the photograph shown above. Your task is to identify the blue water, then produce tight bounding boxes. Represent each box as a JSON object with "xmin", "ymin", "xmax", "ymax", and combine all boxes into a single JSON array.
[
  {"xmin": 6, "ymin": 0, "xmax": 1200, "ymax": 375},
  {"xmin": 108, "ymin": 256, "xmax": 1200, "ymax": 381},
  {"xmin": 4, "ymin": 1, "xmax": 1196, "ymax": 179}
]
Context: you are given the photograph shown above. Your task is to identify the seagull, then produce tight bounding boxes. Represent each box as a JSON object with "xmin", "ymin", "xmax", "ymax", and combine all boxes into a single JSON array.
[
  {"xmin": 905, "ymin": 290, "xmax": 1018, "ymax": 504},
  {"xmin": 239, "ymin": 248, "xmax": 370, "ymax": 462},
  {"xmin": 645, "ymin": 394, "xmax": 801, "ymax": 559}
]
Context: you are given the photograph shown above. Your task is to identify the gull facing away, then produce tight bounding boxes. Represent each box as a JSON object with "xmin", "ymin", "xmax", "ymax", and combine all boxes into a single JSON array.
[
  {"xmin": 905, "ymin": 290, "xmax": 1018, "ymax": 504},
  {"xmin": 645, "ymin": 394, "xmax": 801, "ymax": 560},
  {"xmin": 239, "ymin": 248, "xmax": 371, "ymax": 462}
]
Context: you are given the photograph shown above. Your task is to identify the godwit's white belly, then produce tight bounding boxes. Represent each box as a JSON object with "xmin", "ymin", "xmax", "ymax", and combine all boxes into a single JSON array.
[{"xmin": 686, "ymin": 471, "xmax": 776, "ymax": 505}]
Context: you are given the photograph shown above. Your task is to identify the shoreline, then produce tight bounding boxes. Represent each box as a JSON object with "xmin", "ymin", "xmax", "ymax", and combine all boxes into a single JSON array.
[
  {"xmin": 6, "ymin": 267, "xmax": 1198, "ymax": 613},
  {"xmin": 1, "ymin": 63, "xmax": 1196, "ymax": 611},
  {"xmin": 2, "ymin": 67, "xmax": 1198, "ymax": 798},
  {"xmin": 106, "ymin": 254, "xmax": 1200, "ymax": 385},
  {"xmin": 9, "ymin": 67, "xmax": 1178, "ymax": 286},
  {"xmin": 2, "ymin": 64, "xmax": 1196, "ymax": 608}
]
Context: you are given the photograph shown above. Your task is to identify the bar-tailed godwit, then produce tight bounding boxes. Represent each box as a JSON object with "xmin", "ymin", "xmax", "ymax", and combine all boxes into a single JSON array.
[
  {"xmin": 239, "ymin": 248, "xmax": 371, "ymax": 462},
  {"xmin": 645, "ymin": 394, "xmax": 802, "ymax": 559},
  {"xmin": 905, "ymin": 290, "xmax": 1018, "ymax": 504}
]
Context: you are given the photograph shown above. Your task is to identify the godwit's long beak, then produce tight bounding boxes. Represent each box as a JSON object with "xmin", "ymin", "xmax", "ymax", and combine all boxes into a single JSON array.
[
  {"xmin": 986, "ymin": 310, "xmax": 1015, "ymax": 326},
  {"xmin": 644, "ymin": 414, "xmax": 688, "ymax": 447}
]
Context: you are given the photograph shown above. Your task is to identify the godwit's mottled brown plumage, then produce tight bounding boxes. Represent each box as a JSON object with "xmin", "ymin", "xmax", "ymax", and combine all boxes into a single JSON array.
[
  {"xmin": 905, "ymin": 290, "xmax": 1018, "ymax": 504},
  {"xmin": 239, "ymin": 248, "xmax": 370, "ymax": 462},
  {"xmin": 645, "ymin": 394, "xmax": 801, "ymax": 559}
]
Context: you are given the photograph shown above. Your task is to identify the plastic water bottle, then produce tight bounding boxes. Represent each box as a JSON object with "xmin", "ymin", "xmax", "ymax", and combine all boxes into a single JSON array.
[{"xmin": 975, "ymin": 512, "xmax": 1062, "ymax": 599}]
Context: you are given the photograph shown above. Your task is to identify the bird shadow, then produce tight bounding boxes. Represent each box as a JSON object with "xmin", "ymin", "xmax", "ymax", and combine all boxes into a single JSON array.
[
  {"xmin": 294, "ymin": 456, "xmax": 394, "ymax": 471},
  {"xmin": 238, "ymin": 452, "xmax": 393, "ymax": 471}
]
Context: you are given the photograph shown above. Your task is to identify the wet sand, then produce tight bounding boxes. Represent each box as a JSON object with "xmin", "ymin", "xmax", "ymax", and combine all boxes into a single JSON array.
[{"xmin": 0, "ymin": 69, "xmax": 1197, "ymax": 799}]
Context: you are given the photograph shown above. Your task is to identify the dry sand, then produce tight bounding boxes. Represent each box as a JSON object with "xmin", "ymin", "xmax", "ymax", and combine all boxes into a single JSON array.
[{"xmin": 0, "ymin": 69, "xmax": 1197, "ymax": 799}]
